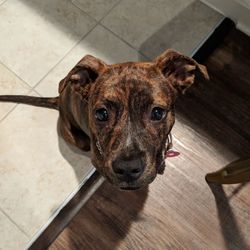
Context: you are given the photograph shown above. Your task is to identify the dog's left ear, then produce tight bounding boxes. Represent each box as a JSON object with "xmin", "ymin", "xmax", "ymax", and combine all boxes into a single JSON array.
[
  {"xmin": 154, "ymin": 49, "xmax": 209, "ymax": 94},
  {"xmin": 59, "ymin": 55, "xmax": 107, "ymax": 96}
]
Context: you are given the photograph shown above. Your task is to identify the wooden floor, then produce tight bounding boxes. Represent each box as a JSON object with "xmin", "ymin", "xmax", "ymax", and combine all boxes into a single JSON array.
[{"xmin": 49, "ymin": 29, "xmax": 250, "ymax": 250}]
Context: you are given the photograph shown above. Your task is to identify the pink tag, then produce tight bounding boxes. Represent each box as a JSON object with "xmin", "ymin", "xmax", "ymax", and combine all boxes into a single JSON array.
[{"xmin": 166, "ymin": 150, "xmax": 180, "ymax": 158}]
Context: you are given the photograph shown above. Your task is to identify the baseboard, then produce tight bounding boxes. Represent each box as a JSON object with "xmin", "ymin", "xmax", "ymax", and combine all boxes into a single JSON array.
[
  {"xmin": 201, "ymin": 0, "xmax": 250, "ymax": 36},
  {"xmin": 191, "ymin": 18, "xmax": 235, "ymax": 62}
]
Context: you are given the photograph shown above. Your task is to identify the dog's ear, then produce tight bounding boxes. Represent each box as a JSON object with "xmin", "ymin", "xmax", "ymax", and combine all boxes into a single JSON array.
[
  {"xmin": 59, "ymin": 55, "xmax": 106, "ymax": 97},
  {"xmin": 154, "ymin": 49, "xmax": 209, "ymax": 94}
]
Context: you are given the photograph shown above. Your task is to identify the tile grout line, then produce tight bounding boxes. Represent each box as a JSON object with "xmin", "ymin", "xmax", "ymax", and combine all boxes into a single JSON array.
[
  {"xmin": 0, "ymin": 104, "xmax": 18, "ymax": 124},
  {"xmin": 0, "ymin": 0, "xmax": 8, "ymax": 7},
  {"xmin": 0, "ymin": 1, "xmax": 97, "ymax": 92},
  {"xmin": 68, "ymin": 0, "xmax": 140, "ymax": 60},
  {"xmin": 99, "ymin": 23, "xmax": 151, "ymax": 60},
  {"xmin": 0, "ymin": 0, "xmax": 138, "ymax": 105},
  {"xmin": 0, "ymin": 61, "xmax": 33, "ymax": 91},
  {"xmin": 98, "ymin": 0, "xmax": 124, "ymax": 22},
  {"xmin": 0, "ymin": 28, "xmax": 147, "ymax": 126},
  {"xmin": 32, "ymin": 89, "xmax": 42, "ymax": 97},
  {"xmin": 0, "ymin": 88, "xmax": 39, "ymax": 125},
  {"xmin": 0, "ymin": 61, "xmax": 47, "ymax": 124},
  {"xmin": 31, "ymin": 0, "xmax": 124, "ymax": 92},
  {"xmin": 31, "ymin": 22, "xmax": 99, "ymax": 92},
  {"xmin": 69, "ymin": 0, "xmax": 149, "ymax": 61},
  {"xmin": 0, "ymin": 16, "xmax": 98, "ymax": 125},
  {"xmin": 70, "ymin": 0, "xmax": 100, "ymax": 22},
  {"xmin": 0, "ymin": 2, "xmax": 99, "ymax": 125},
  {"xmin": 70, "ymin": 0, "xmax": 100, "ymax": 21},
  {"xmin": 0, "ymin": 206, "xmax": 30, "ymax": 237},
  {"xmin": 0, "ymin": 60, "xmax": 25, "ymax": 124},
  {"xmin": 0, "ymin": 0, "xmax": 128, "ymax": 124},
  {"xmin": 0, "ymin": 0, "xmax": 144, "ymax": 124},
  {"xmin": 97, "ymin": 0, "xmax": 151, "ymax": 60},
  {"xmin": 71, "ymin": 0, "xmax": 123, "ymax": 23},
  {"xmin": 0, "ymin": 5, "xmax": 98, "ymax": 93}
]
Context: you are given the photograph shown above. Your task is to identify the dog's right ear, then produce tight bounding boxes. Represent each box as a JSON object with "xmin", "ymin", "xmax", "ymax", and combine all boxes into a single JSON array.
[{"xmin": 59, "ymin": 55, "xmax": 107, "ymax": 97}]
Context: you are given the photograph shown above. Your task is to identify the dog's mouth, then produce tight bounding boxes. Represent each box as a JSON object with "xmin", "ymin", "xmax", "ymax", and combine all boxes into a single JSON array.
[
  {"xmin": 120, "ymin": 186, "xmax": 140, "ymax": 191},
  {"xmin": 117, "ymin": 181, "xmax": 142, "ymax": 190},
  {"xmin": 116, "ymin": 173, "xmax": 157, "ymax": 191}
]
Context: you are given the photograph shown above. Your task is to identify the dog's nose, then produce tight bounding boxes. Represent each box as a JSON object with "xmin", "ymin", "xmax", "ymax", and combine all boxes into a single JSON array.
[{"xmin": 112, "ymin": 157, "xmax": 144, "ymax": 182}]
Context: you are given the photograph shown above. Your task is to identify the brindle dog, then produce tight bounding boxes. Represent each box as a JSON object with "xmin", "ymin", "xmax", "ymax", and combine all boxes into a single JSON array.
[{"xmin": 0, "ymin": 49, "xmax": 208, "ymax": 190}]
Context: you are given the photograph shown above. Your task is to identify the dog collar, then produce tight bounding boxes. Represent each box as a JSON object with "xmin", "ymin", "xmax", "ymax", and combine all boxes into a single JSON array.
[
  {"xmin": 96, "ymin": 140, "xmax": 104, "ymax": 156},
  {"xmin": 166, "ymin": 133, "xmax": 180, "ymax": 158}
]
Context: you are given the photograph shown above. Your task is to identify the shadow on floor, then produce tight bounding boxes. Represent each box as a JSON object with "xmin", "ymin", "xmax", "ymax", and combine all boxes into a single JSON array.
[
  {"xmin": 208, "ymin": 183, "xmax": 250, "ymax": 250},
  {"xmin": 54, "ymin": 182, "xmax": 149, "ymax": 250},
  {"xmin": 20, "ymin": 0, "xmax": 95, "ymax": 41},
  {"xmin": 175, "ymin": 29, "xmax": 250, "ymax": 249},
  {"xmin": 138, "ymin": 1, "xmax": 222, "ymax": 60},
  {"xmin": 56, "ymin": 119, "xmax": 92, "ymax": 183}
]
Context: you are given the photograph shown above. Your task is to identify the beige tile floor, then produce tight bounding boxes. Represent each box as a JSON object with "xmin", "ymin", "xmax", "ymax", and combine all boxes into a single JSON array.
[{"xmin": 0, "ymin": 0, "xmax": 222, "ymax": 249}]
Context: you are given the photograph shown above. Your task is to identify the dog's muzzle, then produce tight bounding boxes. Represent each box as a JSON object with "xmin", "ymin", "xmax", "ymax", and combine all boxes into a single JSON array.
[{"xmin": 112, "ymin": 156, "xmax": 145, "ymax": 183}]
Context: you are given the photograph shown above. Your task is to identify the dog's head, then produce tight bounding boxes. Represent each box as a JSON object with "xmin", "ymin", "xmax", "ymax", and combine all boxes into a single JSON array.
[{"xmin": 65, "ymin": 49, "xmax": 209, "ymax": 190}]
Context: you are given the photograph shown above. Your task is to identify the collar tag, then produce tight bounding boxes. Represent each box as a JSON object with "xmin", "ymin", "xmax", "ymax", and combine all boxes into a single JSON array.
[
  {"xmin": 166, "ymin": 150, "xmax": 180, "ymax": 158},
  {"xmin": 166, "ymin": 133, "xmax": 180, "ymax": 158}
]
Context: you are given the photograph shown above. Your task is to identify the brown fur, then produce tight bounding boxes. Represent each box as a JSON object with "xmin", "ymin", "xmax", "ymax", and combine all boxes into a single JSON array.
[{"xmin": 0, "ymin": 49, "xmax": 208, "ymax": 189}]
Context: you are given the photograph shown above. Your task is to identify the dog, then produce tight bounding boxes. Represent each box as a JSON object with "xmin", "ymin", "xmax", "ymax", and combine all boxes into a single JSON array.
[{"xmin": 0, "ymin": 49, "xmax": 208, "ymax": 190}]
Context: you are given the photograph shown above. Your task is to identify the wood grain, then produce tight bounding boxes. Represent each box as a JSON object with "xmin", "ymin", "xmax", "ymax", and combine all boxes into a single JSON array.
[{"xmin": 49, "ymin": 29, "xmax": 250, "ymax": 250}]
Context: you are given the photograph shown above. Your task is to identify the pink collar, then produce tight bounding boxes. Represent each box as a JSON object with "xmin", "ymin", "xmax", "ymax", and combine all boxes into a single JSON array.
[
  {"xmin": 165, "ymin": 133, "xmax": 180, "ymax": 158},
  {"xmin": 166, "ymin": 149, "xmax": 180, "ymax": 158}
]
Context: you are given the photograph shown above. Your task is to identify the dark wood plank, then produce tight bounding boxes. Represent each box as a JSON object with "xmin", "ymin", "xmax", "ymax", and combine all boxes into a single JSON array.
[
  {"xmin": 188, "ymin": 29, "xmax": 250, "ymax": 140},
  {"xmin": 49, "ymin": 28, "xmax": 250, "ymax": 250}
]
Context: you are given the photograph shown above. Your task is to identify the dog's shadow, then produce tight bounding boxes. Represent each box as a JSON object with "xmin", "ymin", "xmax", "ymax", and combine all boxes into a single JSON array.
[
  {"xmin": 65, "ymin": 181, "xmax": 149, "ymax": 249},
  {"xmin": 56, "ymin": 119, "xmax": 92, "ymax": 183},
  {"xmin": 54, "ymin": 119, "xmax": 149, "ymax": 248}
]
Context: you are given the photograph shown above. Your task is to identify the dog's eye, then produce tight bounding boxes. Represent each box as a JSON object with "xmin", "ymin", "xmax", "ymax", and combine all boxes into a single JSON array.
[
  {"xmin": 95, "ymin": 108, "xmax": 109, "ymax": 122},
  {"xmin": 151, "ymin": 107, "xmax": 166, "ymax": 121}
]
